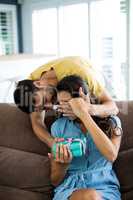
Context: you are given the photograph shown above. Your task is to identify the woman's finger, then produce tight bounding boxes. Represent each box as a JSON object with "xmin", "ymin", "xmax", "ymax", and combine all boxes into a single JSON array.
[
  {"xmin": 58, "ymin": 103, "xmax": 77, "ymax": 118},
  {"xmin": 67, "ymin": 146, "xmax": 73, "ymax": 161},
  {"xmin": 48, "ymin": 153, "xmax": 53, "ymax": 159},
  {"xmin": 79, "ymin": 87, "xmax": 86, "ymax": 99},
  {"xmin": 79, "ymin": 87, "xmax": 90, "ymax": 104},
  {"xmin": 85, "ymin": 93, "xmax": 91, "ymax": 103},
  {"xmin": 58, "ymin": 103, "xmax": 71, "ymax": 111},
  {"xmin": 63, "ymin": 145, "xmax": 69, "ymax": 162},
  {"xmin": 55, "ymin": 144, "xmax": 60, "ymax": 162},
  {"xmin": 59, "ymin": 144, "xmax": 64, "ymax": 163},
  {"xmin": 61, "ymin": 110, "xmax": 75, "ymax": 115},
  {"xmin": 62, "ymin": 113, "xmax": 76, "ymax": 118},
  {"xmin": 55, "ymin": 138, "xmax": 64, "ymax": 143}
]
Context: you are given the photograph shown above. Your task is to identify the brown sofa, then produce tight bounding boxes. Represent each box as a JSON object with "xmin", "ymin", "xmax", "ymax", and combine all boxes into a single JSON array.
[{"xmin": 0, "ymin": 102, "xmax": 133, "ymax": 200}]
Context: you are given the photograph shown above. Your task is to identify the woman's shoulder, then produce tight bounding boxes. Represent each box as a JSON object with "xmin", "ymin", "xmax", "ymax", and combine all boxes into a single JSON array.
[
  {"xmin": 52, "ymin": 117, "xmax": 69, "ymax": 126},
  {"xmin": 51, "ymin": 117, "xmax": 69, "ymax": 137}
]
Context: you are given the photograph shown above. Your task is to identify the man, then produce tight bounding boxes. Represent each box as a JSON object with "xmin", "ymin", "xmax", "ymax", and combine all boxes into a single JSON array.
[{"xmin": 14, "ymin": 56, "xmax": 118, "ymax": 148}]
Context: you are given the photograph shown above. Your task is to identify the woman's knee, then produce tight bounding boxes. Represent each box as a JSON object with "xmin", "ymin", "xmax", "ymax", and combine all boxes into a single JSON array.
[
  {"xmin": 69, "ymin": 189, "xmax": 102, "ymax": 200},
  {"xmin": 82, "ymin": 189, "xmax": 102, "ymax": 200}
]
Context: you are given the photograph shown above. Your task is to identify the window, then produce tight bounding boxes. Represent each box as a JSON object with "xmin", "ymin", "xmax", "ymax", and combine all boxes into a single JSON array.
[
  {"xmin": 0, "ymin": 4, "xmax": 18, "ymax": 55},
  {"xmin": 129, "ymin": 0, "xmax": 133, "ymax": 100},
  {"xmin": 32, "ymin": 3, "xmax": 89, "ymax": 57},
  {"xmin": 59, "ymin": 3, "xmax": 89, "ymax": 57},
  {"xmin": 31, "ymin": 0, "xmax": 129, "ymax": 100},
  {"xmin": 90, "ymin": 0, "xmax": 127, "ymax": 99},
  {"xmin": 32, "ymin": 8, "xmax": 58, "ymax": 57}
]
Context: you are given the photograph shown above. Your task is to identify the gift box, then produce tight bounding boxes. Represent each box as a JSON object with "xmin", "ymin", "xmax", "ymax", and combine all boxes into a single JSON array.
[{"xmin": 52, "ymin": 138, "xmax": 86, "ymax": 157}]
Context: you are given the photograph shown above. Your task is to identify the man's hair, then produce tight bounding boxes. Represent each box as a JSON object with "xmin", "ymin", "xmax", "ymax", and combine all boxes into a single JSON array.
[
  {"xmin": 57, "ymin": 75, "xmax": 89, "ymax": 97},
  {"xmin": 14, "ymin": 79, "xmax": 38, "ymax": 113}
]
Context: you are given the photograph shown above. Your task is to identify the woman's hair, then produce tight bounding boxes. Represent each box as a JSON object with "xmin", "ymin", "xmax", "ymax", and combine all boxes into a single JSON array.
[{"xmin": 57, "ymin": 75, "xmax": 89, "ymax": 97}]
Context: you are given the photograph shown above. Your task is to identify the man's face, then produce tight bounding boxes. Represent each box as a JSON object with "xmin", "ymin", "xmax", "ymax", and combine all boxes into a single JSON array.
[
  {"xmin": 34, "ymin": 69, "xmax": 58, "ymax": 88},
  {"xmin": 33, "ymin": 69, "xmax": 58, "ymax": 110},
  {"xmin": 33, "ymin": 86, "xmax": 56, "ymax": 111}
]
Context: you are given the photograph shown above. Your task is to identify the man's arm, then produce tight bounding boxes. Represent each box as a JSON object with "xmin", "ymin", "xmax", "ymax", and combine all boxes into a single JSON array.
[
  {"xmin": 58, "ymin": 88, "xmax": 119, "ymax": 118},
  {"xmin": 30, "ymin": 112, "xmax": 54, "ymax": 148},
  {"xmin": 90, "ymin": 88, "xmax": 119, "ymax": 117}
]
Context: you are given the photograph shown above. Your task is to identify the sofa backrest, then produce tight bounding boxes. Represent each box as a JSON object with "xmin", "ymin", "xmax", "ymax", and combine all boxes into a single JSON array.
[
  {"xmin": 114, "ymin": 101, "xmax": 133, "ymax": 196},
  {"xmin": 0, "ymin": 102, "xmax": 133, "ymax": 197},
  {"xmin": 0, "ymin": 103, "xmax": 53, "ymax": 199},
  {"xmin": 0, "ymin": 103, "xmax": 49, "ymax": 156}
]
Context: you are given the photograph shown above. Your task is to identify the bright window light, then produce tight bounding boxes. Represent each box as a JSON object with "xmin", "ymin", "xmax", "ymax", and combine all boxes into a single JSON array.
[
  {"xmin": 32, "ymin": 8, "xmax": 57, "ymax": 55},
  {"xmin": 31, "ymin": 0, "xmax": 128, "ymax": 100},
  {"xmin": 90, "ymin": 0, "xmax": 127, "ymax": 99},
  {"xmin": 59, "ymin": 3, "xmax": 89, "ymax": 57}
]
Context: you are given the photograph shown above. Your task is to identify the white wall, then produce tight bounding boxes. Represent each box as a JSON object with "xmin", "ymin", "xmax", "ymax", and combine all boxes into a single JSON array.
[{"xmin": 0, "ymin": 54, "xmax": 56, "ymax": 102}]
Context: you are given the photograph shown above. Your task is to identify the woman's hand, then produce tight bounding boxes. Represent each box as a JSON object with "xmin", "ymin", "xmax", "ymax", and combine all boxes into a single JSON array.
[
  {"xmin": 49, "ymin": 139, "xmax": 72, "ymax": 186},
  {"xmin": 57, "ymin": 102, "xmax": 76, "ymax": 119},
  {"xmin": 69, "ymin": 97, "xmax": 89, "ymax": 120},
  {"xmin": 54, "ymin": 144, "xmax": 73, "ymax": 164},
  {"xmin": 49, "ymin": 138, "xmax": 73, "ymax": 164},
  {"xmin": 57, "ymin": 87, "xmax": 91, "ymax": 118}
]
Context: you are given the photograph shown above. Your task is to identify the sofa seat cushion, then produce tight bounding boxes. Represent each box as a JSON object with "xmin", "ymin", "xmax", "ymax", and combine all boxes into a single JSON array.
[
  {"xmin": 0, "ymin": 185, "xmax": 52, "ymax": 200},
  {"xmin": 0, "ymin": 146, "xmax": 53, "ymax": 194},
  {"xmin": 121, "ymin": 189, "xmax": 133, "ymax": 200}
]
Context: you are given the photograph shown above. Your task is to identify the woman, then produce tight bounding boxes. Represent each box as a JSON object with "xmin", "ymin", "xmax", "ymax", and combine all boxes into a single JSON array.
[{"xmin": 49, "ymin": 75, "xmax": 122, "ymax": 200}]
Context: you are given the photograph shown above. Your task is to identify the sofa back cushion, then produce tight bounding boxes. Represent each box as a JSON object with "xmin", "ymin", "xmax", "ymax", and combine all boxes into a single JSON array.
[
  {"xmin": 0, "ymin": 103, "xmax": 53, "ymax": 198},
  {"xmin": 0, "ymin": 102, "xmax": 133, "ymax": 197},
  {"xmin": 0, "ymin": 103, "xmax": 49, "ymax": 156},
  {"xmin": 114, "ymin": 101, "xmax": 133, "ymax": 194}
]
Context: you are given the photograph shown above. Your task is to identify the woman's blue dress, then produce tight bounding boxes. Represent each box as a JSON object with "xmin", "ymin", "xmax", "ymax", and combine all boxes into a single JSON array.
[{"xmin": 51, "ymin": 117, "xmax": 121, "ymax": 200}]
